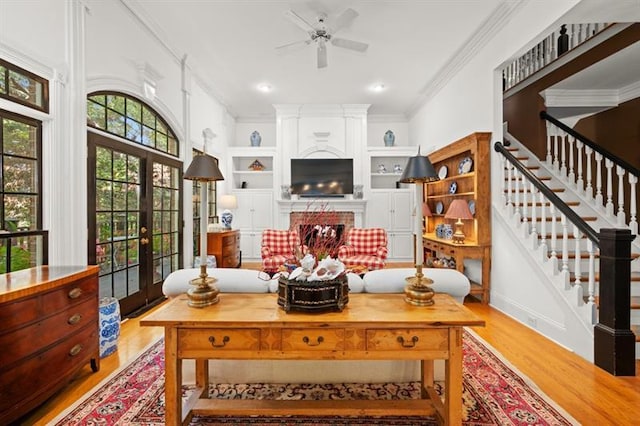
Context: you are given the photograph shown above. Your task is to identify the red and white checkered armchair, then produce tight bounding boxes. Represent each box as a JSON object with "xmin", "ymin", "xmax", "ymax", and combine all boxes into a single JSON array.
[
  {"xmin": 261, "ymin": 229, "xmax": 305, "ymax": 273},
  {"xmin": 337, "ymin": 228, "xmax": 388, "ymax": 270}
]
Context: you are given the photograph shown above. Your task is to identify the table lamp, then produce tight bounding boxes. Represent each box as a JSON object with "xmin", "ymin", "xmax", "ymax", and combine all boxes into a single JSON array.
[
  {"xmin": 184, "ymin": 151, "xmax": 224, "ymax": 308},
  {"xmin": 220, "ymin": 194, "xmax": 238, "ymax": 229},
  {"xmin": 400, "ymin": 147, "xmax": 439, "ymax": 306},
  {"xmin": 445, "ymin": 199, "xmax": 474, "ymax": 244}
]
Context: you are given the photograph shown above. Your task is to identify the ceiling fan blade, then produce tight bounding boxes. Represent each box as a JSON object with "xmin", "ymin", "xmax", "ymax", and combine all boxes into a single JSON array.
[
  {"xmin": 332, "ymin": 8, "xmax": 358, "ymax": 33},
  {"xmin": 284, "ymin": 10, "xmax": 316, "ymax": 34},
  {"xmin": 331, "ymin": 37, "xmax": 368, "ymax": 52},
  {"xmin": 275, "ymin": 39, "xmax": 312, "ymax": 52},
  {"xmin": 317, "ymin": 41, "xmax": 328, "ymax": 69}
]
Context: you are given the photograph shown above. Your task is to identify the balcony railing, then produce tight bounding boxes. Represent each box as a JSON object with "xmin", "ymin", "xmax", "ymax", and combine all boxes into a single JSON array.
[{"xmin": 503, "ymin": 22, "xmax": 610, "ymax": 92}]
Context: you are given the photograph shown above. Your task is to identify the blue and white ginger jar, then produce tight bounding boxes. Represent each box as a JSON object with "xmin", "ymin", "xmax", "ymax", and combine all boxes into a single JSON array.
[{"xmin": 250, "ymin": 131, "xmax": 262, "ymax": 147}]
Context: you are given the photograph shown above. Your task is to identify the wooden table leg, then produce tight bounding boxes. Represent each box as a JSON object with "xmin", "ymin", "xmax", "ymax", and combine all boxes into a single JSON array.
[
  {"xmin": 164, "ymin": 327, "xmax": 181, "ymax": 426},
  {"xmin": 444, "ymin": 327, "xmax": 463, "ymax": 425},
  {"xmin": 196, "ymin": 359, "xmax": 209, "ymax": 397}
]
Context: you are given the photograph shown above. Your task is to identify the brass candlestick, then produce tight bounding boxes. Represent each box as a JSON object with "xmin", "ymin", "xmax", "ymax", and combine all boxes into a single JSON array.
[
  {"xmin": 187, "ymin": 265, "xmax": 220, "ymax": 308},
  {"xmin": 404, "ymin": 264, "xmax": 435, "ymax": 306}
]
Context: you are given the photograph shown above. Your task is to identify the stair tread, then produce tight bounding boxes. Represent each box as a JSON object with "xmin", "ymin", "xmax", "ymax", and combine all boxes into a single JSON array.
[
  {"xmin": 632, "ymin": 296, "xmax": 640, "ymax": 309},
  {"xmin": 526, "ymin": 216, "xmax": 598, "ymax": 222},
  {"xmin": 506, "ymin": 188, "xmax": 564, "ymax": 193},
  {"xmin": 504, "ymin": 176, "xmax": 552, "ymax": 181}
]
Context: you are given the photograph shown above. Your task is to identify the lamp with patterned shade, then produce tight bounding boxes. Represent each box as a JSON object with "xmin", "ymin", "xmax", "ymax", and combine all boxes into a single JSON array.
[
  {"xmin": 400, "ymin": 147, "xmax": 439, "ymax": 306},
  {"xmin": 445, "ymin": 199, "xmax": 474, "ymax": 244},
  {"xmin": 184, "ymin": 149, "xmax": 224, "ymax": 308}
]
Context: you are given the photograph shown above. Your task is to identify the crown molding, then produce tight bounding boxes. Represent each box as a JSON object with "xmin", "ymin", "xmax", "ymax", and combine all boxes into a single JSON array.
[
  {"xmin": 542, "ymin": 88, "xmax": 619, "ymax": 107},
  {"xmin": 406, "ymin": 0, "xmax": 526, "ymax": 118},
  {"xmin": 619, "ymin": 79, "xmax": 640, "ymax": 104},
  {"xmin": 367, "ymin": 114, "xmax": 408, "ymax": 123}
]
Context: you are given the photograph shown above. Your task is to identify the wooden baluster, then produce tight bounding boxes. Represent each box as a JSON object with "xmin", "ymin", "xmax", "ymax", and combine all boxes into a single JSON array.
[
  {"xmin": 550, "ymin": 203, "xmax": 558, "ymax": 270},
  {"xmin": 561, "ymin": 213, "xmax": 570, "ymax": 281},
  {"xmin": 576, "ymin": 140, "xmax": 584, "ymax": 194},
  {"xmin": 550, "ymin": 30, "xmax": 557, "ymax": 61},
  {"xmin": 573, "ymin": 225, "xmax": 582, "ymax": 287},
  {"xmin": 568, "ymin": 134, "xmax": 575, "ymax": 186},
  {"xmin": 629, "ymin": 174, "xmax": 638, "ymax": 236},
  {"xmin": 530, "ymin": 182, "xmax": 538, "ymax": 247},
  {"xmin": 595, "ymin": 152, "xmax": 603, "ymax": 207},
  {"xmin": 580, "ymin": 23, "xmax": 588, "ymax": 44},
  {"xmin": 570, "ymin": 24, "xmax": 577, "ymax": 49},
  {"xmin": 539, "ymin": 191, "xmax": 548, "ymax": 256},
  {"xmin": 616, "ymin": 165, "xmax": 626, "ymax": 226},
  {"xmin": 584, "ymin": 146, "xmax": 593, "ymax": 199},
  {"xmin": 605, "ymin": 159, "xmax": 614, "ymax": 217}
]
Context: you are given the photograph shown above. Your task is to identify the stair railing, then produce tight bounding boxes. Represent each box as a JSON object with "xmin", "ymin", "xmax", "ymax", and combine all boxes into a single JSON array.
[
  {"xmin": 495, "ymin": 141, "xmax": 635, "ymax": 375},
  {"xmin": 503, "ymin": 23, "xmax": 610, "ymax": 92},
  {"xmin": 541, "ymin": 111, "xmax": 639, "ymax": 239}
]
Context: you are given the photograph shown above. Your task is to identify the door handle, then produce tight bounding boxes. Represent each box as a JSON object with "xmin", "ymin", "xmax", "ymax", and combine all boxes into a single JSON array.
[
  {"xmin": 140, "ymin": 226, "xmax": 147, "ymax": 234},
  {"xmin": 140, "ymin": 237, "xmax": 149, "ymax": 245}
]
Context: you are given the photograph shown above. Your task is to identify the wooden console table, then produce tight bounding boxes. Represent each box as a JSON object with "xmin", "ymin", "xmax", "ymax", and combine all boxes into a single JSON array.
[
  {"xmin": 141, "ymin": 293, "xmax": 484, "ymax": 425},
  {"xmin": 423, "ymin": 234, "xmax": 491, "ymax": 303}
]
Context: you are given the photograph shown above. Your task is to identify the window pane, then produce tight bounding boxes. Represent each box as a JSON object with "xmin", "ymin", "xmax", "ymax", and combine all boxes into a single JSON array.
[
  {"xmin": 0, "ymin": 65, "xmax": 5, "ymax": 94},
  {"xmin": 162, "ymin": 211, "xmax": 171, "ymax": 231},
  {"xmin": 87, "ymin": 100, "xmax": 106, "ymax": 129},
  {"xmin": 142, "ymin": 125, "xmax": 155, "ymax": 146},
  {"xmin": 128, "ymin": 266, "xmax": 140, "ymax": 292},
  {"xmin": 168, "ymin": 137, "xmax": 178, "ymax": 155},
  {"xmin": 125, "ymin": 117, "xmax": 142, "ymax": 142},
  {"xmin": 156, "ymin": 132, "xmax": 167, "ymax": 151},
  {"xmin": 3, "ymin": 194, "xmax": 37, "ymax": 230},
  {"xmin": 113, "ymin": 212, "xmax": 127, "ymax": 238},
  {"xmin": 112, "ymin": 152, "xmax": 127, "ymax": 181},
  {"xmin": 8, "ymin": 70, "xmax": 39, "ymax": 106},
  {"xmin": 126, "ymin": 99, "xmax": 141, "ymax": 121},
  {"xmin": 96, "ymin": 179, "xmax": 112, "ymax": 211},
  {"xmin": 89, "ymin": 94, "xmax": 106, "ymax": 106},
  {"xmin": 142, "ymin": 107, "xmax": 155, "ymax": 128},
  {"xmin": 96, "ymin": 212, "xmax": 112, "ymax": 241},
  {"xmin": 127, "ymin": 213, "xmax": 139, "ymax": 237},
  {"xmin": 156, "ymin": 120, "xmax": 167, "ymax": 135},
  {"xmin": 127, "ymin": 239, "xmax": 139, "ymax": 266},
  {"xmin": 106, "ymin": 95, "xmax": 125, "ymax": 114},
  {"xmin": 106, "ymin": 110, "xmax": 125, "ymax": 137},
  {"xmin": 127, "ymin": 155, "xmax": 140, "ymax": 183},
  {"xmin": 113, "ymin": 182, "xmax": 127, "ymax": 210},
  {"xmin": 127, "ymin": 183, "xmax": 139, "ymax": 210},
  {"xmin": 96, "ymin": 147, "xmax": 112, "ymax": 180},
  {"xmin": 3, "ymin": 118, "xmax": 37, "ymax": 157},
  {"xmin": 3, "ymin": 156, "xmax": 37, "ymax": 193}
]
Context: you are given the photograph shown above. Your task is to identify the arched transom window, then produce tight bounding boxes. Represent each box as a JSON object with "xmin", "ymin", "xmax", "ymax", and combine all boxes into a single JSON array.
[{"xmin": 87, "ymin": 92, "xmax": 178, "ymax": 156}]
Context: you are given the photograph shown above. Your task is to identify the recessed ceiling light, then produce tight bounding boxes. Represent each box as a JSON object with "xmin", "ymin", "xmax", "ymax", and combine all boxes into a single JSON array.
[
  {"xmin": 257, "ymin": 83, "xmax": 272, "ymax": 93},
  {"xmin": 371, "ymin": 83, "xmax": 385, "ymax": 92}
]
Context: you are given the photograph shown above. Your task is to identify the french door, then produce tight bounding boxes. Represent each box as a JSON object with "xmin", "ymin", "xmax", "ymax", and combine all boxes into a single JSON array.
[{"xmin": 87, "ymin": 131, "xmax": 183, "ymax": 316}]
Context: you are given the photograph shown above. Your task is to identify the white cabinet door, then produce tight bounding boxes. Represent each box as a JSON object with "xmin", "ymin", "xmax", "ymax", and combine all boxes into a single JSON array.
[
  {"xmin": 390, "ymin": 191, "xmax": 413, "ymax": 232},
  {"xmin": 388, "ymin": 232, "xmax": 414, "ymax": 261},
  {"xmin": 240, "ymin": 231, "xmax": 262, "ymax": 260},
  {"xmin": 366, "ymin": 190, "xmax": 392, "ymax": 228},
  {"xmin": 233, "ymin": 190, "xmax": 274, "ymax": 230}
]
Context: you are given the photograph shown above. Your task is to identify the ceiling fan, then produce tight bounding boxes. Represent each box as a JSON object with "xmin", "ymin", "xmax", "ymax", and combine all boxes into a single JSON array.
[{"xmin": 276, "ymin": 8, "xmax": 369, "ymax": 69}]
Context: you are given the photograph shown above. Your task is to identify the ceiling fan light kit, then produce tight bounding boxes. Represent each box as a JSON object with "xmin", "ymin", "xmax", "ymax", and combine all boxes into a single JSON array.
[{"xmin": 277, "ymin": 8, "xmax": 369, "ymax": 69}]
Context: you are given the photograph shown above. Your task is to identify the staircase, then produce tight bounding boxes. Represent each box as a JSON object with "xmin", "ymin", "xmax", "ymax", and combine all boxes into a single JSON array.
[{"xmin": 494, "ymin": 131, "xmax": 640, "ymax": 370}]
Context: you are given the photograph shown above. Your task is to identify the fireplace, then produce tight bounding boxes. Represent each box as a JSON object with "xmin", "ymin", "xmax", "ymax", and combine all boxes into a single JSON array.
[
  {"xmin": 290, "ymin": 211, "xmax": 354, "ymax": 258},
  {"xmin": 277, "ymin": 199, "xmax": 366, "ymax": 230}
]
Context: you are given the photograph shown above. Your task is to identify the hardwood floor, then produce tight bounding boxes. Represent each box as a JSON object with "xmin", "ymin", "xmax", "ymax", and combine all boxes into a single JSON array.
[{"xmin": 20, "ymin": 270, "xmax": 640, "ymax": 425}]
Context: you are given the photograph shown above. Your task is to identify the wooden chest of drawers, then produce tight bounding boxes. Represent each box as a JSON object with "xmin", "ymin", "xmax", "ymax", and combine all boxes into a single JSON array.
[
  {"xmin": 207, "ymin": 230, "xmax": 241, "ymax": 268},
  {"xmin": 0, "ymin": 266, "xmax": 100, "ymax": 424}
]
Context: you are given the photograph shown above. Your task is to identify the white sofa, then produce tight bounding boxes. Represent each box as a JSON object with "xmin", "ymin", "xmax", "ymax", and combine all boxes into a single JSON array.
[{"xmin": 161, "ymin": 267, "xmax": 470, "ymax": 384}]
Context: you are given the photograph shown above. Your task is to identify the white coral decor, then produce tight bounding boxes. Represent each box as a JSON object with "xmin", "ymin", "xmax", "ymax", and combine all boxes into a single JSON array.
[{"xmin": 308, "ymin": 257, "xmax": 345, "ymax": 282}]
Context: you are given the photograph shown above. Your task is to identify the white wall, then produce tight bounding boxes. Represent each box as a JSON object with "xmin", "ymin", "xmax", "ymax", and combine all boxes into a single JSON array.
[{"xmin": 408, "ymin": 0, "xmax": 586, "ymax": 353}]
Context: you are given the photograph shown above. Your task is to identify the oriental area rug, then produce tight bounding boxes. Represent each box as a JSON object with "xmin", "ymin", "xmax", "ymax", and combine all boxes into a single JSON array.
[{"xmin": 51, "ymin": 329, "xmax": 579, "ymax": 425}]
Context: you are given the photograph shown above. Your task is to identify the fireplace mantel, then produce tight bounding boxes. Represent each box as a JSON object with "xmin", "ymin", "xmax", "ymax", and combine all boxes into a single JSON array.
[{"xmin": 276, "ymin": 198, "xmax": 367, "ymax": 229}]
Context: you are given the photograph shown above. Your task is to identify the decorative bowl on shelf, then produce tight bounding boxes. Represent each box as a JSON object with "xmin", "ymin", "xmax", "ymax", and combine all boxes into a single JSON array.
[
  {"xmin": 438, "ymin": 165, "xmax": 448, "ymax": 179},
  {"xmin": 449, "ymin": 181, "xmax": 457, "ymax": 194},
  {"xmin": 436, "ymin": 201, "xmax": 444, "ymax": 215}
]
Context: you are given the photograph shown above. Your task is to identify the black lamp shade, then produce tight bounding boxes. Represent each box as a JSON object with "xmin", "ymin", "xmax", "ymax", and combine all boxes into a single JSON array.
[
  {"xmin": 399, "ymin": 149, "xmax": 438, "ymax": 183},
  {"xmin": 184, "ymin": 154, "xmax": 224, "ymax": 182}
]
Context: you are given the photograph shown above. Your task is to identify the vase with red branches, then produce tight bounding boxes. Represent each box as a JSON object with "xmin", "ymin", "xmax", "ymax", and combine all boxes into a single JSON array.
[{"xmin": 291, "ymin": 202, "xmax": 346, "ymax": 265}]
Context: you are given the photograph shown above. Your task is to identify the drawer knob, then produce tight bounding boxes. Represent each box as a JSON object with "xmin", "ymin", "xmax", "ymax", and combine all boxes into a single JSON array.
[
  {"xmin": 68, "ymin": 287, "xmax": 82, "ymax": 299},
  {"xmin": 68, "ymin": 313, "xmax": 82, "ymax": 325},
  {"xmin": 302, "ymin": 336, "xmax": 324, "ymax": 346},
  {"xmin": 69, "ymin": 344, "xmax": 83, "ymax": 356},
  {"xmin": 397, "ymin": 335, "xmax": 419, "ymax": 348},
  {"xmin": 208, "ymin": 335, "xmax": 230, "ymax": 348}
]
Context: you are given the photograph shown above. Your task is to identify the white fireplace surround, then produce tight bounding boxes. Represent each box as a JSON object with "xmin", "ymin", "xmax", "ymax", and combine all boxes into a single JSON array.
[{"xmin": 276, "ymin": 199, "xmax": 367, "ymax": 230}]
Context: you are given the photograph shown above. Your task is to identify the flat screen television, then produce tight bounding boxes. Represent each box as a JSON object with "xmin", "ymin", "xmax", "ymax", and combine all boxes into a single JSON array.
[{"xmin": 290, "ymin": 158, "xmax": 353, "ymax": 197}]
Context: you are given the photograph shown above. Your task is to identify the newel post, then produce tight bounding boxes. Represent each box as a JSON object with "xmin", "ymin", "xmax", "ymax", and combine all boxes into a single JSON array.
[{"xmin": 594, "ymin": 228, "xmax": 636, "ymax": 376}]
